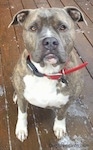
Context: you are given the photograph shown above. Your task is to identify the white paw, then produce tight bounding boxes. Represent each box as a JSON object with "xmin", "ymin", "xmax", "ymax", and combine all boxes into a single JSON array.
[
  {"xmin": 16, "ymin": 108, "xmax": 28, "ymax": 142},
  {"xmin": 53, "ymin": 118, "xmax": 66, "ymax": 139},
  {"xmin": 13, "ymin": 93, "xmax": 17, "ymax": 104},
  {"xmin": 16, "ymin": 120, "xmax": 28, "ymax": 142}
]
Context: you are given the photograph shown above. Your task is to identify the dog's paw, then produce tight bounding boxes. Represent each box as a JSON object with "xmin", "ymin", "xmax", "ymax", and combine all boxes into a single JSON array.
[
  {"xmin": 15, "ymin": 120, "xmax": 28, "ymax": 142},
  {"xmin": 13, "ymin": 92, "xmax": 17, "ymax": 104},
  {"xmin": 53, "ymin": 118, "xmax": 66, "ymax": 139}
]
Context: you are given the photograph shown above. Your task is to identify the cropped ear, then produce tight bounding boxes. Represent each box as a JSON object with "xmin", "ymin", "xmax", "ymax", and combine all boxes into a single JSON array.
[
  {"xmin": 64, "ymin": 6, "xmax": 88, "ymax": 25},
  {"xmin": 8, "ymin": 9, "xmax": 30, "ymax": 28}
]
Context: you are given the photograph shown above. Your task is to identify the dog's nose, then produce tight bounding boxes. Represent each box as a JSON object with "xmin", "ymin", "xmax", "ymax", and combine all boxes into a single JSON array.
[{"xmin": 42, "ymin": 37, "xmax": 59, "ymax": 50}]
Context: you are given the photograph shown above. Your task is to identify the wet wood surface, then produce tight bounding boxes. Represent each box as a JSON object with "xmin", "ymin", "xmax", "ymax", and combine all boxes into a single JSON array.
[{"xmin": 0, "ymin": 0, "xmax": 93, "ymax": 149}]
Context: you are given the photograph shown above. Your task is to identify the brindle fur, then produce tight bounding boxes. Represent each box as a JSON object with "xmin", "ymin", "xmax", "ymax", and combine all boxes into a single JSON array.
[{"xmin": 10, "ymin": 7, "xmax": 85, "ymax": 141}]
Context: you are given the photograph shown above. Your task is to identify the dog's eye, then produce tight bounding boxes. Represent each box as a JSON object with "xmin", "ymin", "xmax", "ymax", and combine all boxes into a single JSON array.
[
  {"xmin": 58, "ymin": 24, "xmax": 67, "ymax": 31},
  {"xmin": 29, "ymin": 26, "xmax": 37, "ymax": 31}
]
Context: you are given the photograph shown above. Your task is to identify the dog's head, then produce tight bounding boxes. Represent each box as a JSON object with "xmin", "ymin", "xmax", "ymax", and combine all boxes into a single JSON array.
[{"xmin": 9, "ymin": 7, "xmax": 86, "ymax": 67}]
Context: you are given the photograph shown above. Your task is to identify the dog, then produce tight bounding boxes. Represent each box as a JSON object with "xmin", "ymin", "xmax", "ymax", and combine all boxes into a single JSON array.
[{"xmin": 9, "ymin": 6, "xmax": 87, "ymax": 142}]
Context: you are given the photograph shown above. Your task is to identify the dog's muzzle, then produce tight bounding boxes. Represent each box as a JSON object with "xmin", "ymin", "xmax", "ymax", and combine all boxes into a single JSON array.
[{"xmin": 42, "ymin": 37, "xmax": 59, "ymax": 65}]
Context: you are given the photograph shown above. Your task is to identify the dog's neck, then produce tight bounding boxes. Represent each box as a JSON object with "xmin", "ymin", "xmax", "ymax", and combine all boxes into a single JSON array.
[
  {"xmin": 26, "ymin": 55, "xmax": 88, "ymax": 81},
  {"xmin": 31, "ymin": 60, "xmax": 61, "ymax": 75}
]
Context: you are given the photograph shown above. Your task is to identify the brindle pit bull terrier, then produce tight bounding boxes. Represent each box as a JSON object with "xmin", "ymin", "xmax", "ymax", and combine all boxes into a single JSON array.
[{"xmin": 9, "ymin": 6, "xmax": 87, "ymax": 142}]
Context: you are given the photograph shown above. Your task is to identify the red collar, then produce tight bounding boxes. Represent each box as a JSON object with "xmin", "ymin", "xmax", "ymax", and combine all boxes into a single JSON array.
[
  {"xmin": 26, "ymin": 55, "xmax": 88, "ymax": 80},
  {"xmin": 44, "ymin": 61, "xmax": 88, "ymax": 80}
]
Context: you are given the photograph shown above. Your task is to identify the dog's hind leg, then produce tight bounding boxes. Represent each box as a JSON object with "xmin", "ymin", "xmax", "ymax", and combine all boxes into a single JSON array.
[{"xmin": 15, "ymin": 95, "xmax": 28, "ymax": 142}]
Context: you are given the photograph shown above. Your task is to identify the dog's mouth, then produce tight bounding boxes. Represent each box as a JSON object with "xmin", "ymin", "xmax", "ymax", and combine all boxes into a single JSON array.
[{"xmin": 44, "ymin": 54, "xmax": 58, "ymax": 65}]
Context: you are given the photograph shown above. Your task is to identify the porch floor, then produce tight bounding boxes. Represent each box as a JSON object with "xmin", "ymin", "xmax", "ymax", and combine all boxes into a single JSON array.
[{"xmin": 0, "ymin": 0, "xmax": 93, "ymax": 149}]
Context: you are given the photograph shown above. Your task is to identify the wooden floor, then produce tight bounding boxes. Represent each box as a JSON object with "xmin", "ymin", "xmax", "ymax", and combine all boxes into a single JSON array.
[{"xmin": 0, "ymin": 0, "xmax": 93, "ymax": 149}]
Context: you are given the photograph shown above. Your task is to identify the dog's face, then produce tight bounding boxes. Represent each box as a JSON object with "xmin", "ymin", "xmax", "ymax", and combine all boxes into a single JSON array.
[{"xmin": 9, "ymin": 7, "xmax": 85, "ymax": 67}]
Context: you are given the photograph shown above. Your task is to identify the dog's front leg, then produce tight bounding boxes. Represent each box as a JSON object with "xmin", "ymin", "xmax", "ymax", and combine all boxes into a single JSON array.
[
  {"xmin": 53, "ymin": 117, "xmax": 66, "ymax": 139},
  {"xmin": 53, "ymin": 103, "xmax": 70, "ymax": 139},
  {"xmin": 15, "ymin": 95, "xmax": 28, "ymax": 142},
  {"xmin": 16, "ymin": 107, "xmax": 28, "ymax": 142}
]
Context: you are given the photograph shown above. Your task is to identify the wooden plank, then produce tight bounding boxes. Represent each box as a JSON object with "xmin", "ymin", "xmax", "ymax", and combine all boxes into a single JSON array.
[
  {"xmin": 0, "ymin": 3, "xmax": 18, "ymax": 150},
  {"xmin": 32, "ymin": 106, "xmax": 57, "ymax": 150},
  {"xmin": 0, "ymin": 55, "xmax": 3, "ymax": 86},
  {"xmin": 82, "ymin": 68, "xmax": 93, "ymax": 124},
  {"xmin": 8, "ymin": 0, "xmax": 23, "ymax": 14},
  {"xmin": 22, "ymin": 0, "xmax": 37, "ymax": 9},
  {"xmin": 71, "ymin": 50, "xmax": 93, "ymax": 124},
  {"xmin": 74, "ymin": 31, "xmax": 93, "ymax": 77},
  {"xmin": 47, "ymin": 0, "xmax": 63, "ymax": 8},
  {"xmin": 0, "ymin": 95, "xmax": 10, "ymax": 150},
  {"xmin": 34, "ymin": 0, "xmax": 50, "ymax": 8},
  {"xmin": 0, "ymin": 54, "xmax": 10, "ymax": 150},
  {"xmin": 79, "ymin": 23, "xmax": 93, "ymax": 46},
  {"xmin": 0, "ymin": 1, "xmax": 16, "ymax": 149}
]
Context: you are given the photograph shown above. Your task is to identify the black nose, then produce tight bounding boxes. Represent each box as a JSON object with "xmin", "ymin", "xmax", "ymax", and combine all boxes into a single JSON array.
[{"xmin": 42, "ymin": 37, "xmax": 59, "ymax": 50}]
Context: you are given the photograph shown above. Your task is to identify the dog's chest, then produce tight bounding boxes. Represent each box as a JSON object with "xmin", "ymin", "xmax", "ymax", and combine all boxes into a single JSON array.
[{"xmin": 23, "ymin": 75, "xmax": 69, "ymax": 108}]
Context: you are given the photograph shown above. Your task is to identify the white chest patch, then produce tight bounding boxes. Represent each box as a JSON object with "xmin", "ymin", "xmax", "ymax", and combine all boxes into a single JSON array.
[{"xmin": 23, "ymin": 75, "xmax": 69, "ymax": 108}]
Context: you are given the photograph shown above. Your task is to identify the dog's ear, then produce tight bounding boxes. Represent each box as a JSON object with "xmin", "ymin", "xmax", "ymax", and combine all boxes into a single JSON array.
[
  {"xmin": 8, "ymin": 9, "xmax": 30, "ymax": 28},
  {"xmin": 64, "ymin": 6, "xmax": 87, "ymax": 25}
]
